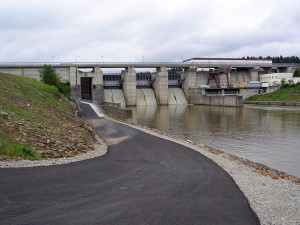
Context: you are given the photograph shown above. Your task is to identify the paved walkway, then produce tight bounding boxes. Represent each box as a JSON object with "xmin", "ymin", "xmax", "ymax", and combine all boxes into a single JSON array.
[{"xmin": 0, "ymin": 103, "xmax": 259, "ymax": 225}]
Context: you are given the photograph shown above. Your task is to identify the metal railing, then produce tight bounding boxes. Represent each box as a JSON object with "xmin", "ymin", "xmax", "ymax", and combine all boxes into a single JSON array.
[{"xmin": 0, "ymin": 62, "xmax": 299, "ymax": 68}]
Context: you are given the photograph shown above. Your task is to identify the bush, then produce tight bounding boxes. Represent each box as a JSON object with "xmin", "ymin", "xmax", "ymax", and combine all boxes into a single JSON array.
[
  {"xmin": 39, "ymin": 65, "xmax": 70, "ymax": 98},
  {"xmin": 281, "ymin": 78, "xmax": 286, "ymax": 86},
  {"xmin": 39, "ymin": 64, "xmax": 61, "ymax": 88},
  {"xmin": 58, "ymin": 82, "xmax": 70, "ymax": 99},
  {"xmin": 293, "ymin": 69, "xmax": 300, "ymax": 77}
]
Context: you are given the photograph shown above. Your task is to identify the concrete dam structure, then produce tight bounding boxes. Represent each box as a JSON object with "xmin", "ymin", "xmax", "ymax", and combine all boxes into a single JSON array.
[
  {"xmin": 168, "ymin": 88, "xmax": 188, "ymax": 105},
  {"xmin": 104, "ymin": 89, "xmax": 126, "ymax": 107},
  {"xmin": 1, "ymin": 61, "xmax": 299, "ymax": 107},
  {"xmin": 136, "ymin": 89, "xmax": 157, "ymax": 106}
]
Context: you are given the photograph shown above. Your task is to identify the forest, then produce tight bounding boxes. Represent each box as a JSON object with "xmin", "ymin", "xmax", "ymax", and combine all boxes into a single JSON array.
[{"xmin": 242, "ymin": 55, "xmax": 300, "ymax": 63}]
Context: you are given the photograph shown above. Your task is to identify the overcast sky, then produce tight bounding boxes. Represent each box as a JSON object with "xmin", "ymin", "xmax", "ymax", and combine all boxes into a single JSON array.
[{"xmin": 1, "ymin": 0, "xmax": 299, "ymax": 62}]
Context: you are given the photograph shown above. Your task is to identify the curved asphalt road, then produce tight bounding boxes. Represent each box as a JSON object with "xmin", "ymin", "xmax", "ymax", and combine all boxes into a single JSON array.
[{"xmin": 0, "ymin": 103, "xmax": 259, "ymax": 225}]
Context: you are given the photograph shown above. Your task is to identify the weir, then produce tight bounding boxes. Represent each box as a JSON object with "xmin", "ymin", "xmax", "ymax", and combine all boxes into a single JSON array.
[
  {"xmin": 168, "ymin": 88, "xmax": 188, "ymax": 105},
  {"xmin": 104, "ymin": 89, "xmax": 126, "ymax": 107},
  {"xmin": 136, "ymin": 88, "xmax": 157, "ymax": 106}
]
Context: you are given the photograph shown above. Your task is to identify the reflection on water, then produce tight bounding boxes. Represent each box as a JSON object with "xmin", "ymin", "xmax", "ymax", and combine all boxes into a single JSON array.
[{"xmin": 107, "ymin": 105, "xmax": 300, "ymax": 178}]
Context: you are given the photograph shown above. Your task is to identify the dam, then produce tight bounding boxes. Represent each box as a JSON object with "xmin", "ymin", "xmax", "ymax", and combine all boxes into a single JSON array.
[
  {"xmin": 101, "ymin": 69, "xmax": 188, "ymax": 106},
  {"xmin": 0, "ymin": 60, "xmax": 299, "ymax": 107}
]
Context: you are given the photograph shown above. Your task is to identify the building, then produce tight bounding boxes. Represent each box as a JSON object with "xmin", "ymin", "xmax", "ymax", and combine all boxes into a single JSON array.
[{"xmin": 260, "ymin": 73, "xmax": 299, "ymax": 86}]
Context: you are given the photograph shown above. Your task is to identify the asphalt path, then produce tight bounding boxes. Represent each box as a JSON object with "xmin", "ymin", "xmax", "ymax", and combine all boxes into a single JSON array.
[{"xmin": 0, "ymin": 103, "xmax": 260, "ymax": 225}]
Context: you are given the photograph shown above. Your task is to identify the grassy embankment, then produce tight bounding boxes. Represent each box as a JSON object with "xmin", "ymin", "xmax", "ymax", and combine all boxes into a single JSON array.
[
  {"xmin": 0, "ymin": 73, "xmax": 95, "ymax": 161},
  {"xmin": 246, "ymin": 83, "xmax": 300, "ymax": 102}
]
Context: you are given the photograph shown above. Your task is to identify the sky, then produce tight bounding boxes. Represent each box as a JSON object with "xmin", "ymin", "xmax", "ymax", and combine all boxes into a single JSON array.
[{"xmin": 0, "ymin": 0, "xmax": 299, "ymax": 62}]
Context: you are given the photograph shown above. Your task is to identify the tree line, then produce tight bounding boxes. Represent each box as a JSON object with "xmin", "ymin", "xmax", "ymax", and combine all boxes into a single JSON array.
[{"xmin": 242, "ymin": 56, "xmax": 300, "ymax": 63}]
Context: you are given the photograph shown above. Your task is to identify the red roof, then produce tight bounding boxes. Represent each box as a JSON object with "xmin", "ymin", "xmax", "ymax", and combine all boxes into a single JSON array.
[{"xmin": 183, "ymin": 58, "xmax": 272, "ymax": 62}]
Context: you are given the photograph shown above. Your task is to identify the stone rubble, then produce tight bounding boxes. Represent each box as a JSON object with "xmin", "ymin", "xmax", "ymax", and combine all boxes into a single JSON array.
[{"xmin": 0, "ymin": 135, "xmax": 107, "ymax": 167}]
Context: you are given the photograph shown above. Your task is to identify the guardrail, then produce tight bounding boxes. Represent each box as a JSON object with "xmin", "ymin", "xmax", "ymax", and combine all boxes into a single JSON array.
[{"xmin": 0, "ymin": 62, "xmax": 299, "ymax": 68}]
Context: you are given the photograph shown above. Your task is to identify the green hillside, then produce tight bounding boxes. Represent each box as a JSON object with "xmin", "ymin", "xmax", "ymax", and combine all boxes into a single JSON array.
[
  {"xmin": 0, "ymin": 73, "xmax": 95, "ymax": 160},
  {"xmin": 246, "ymin": 83, "xmax": 300, "ymax": 102}
]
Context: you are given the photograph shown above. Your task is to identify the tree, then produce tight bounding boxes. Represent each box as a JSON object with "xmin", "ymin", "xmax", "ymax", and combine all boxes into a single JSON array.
[
  {"xmin": 293, "ymin": 69, "xmax": 300, "ymax": 77},
  {"xmin": 281, "ymin": 78, "xmax": 286, "ymax": 86},
  {"xmin": 39, "ymin": 64, "xmax": 61, "ymax": 87}
]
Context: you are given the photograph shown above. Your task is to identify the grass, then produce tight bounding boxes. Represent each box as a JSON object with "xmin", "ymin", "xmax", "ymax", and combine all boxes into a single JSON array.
[
  {"xmin": 0, "ymin": 73, "xmax": 69, "ymax": 120},
  {"xmin": 0, "ymin": 130, "xmax": 40, "ymax": 160},
  {"xmin": 246, "ymin": 83, "xmax": 300, "ymax": 102},
  {"xmin": 0, "ymin": 72, "xmax": 95, "ymax": 160},
  {"xmin": 0, "ymin": 73, "xmax": 70, "ymax": 160}
]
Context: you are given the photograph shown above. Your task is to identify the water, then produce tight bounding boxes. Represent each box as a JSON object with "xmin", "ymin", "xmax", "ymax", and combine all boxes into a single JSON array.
[{"xmin": 107, "ymin": 105, "xmax": 300, "ymax": 178}]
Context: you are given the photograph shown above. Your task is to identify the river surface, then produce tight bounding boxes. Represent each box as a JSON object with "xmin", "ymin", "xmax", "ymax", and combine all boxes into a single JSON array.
[{"xmin": 106, "ymin": 105, "xmax": 300, "ymax": 178}]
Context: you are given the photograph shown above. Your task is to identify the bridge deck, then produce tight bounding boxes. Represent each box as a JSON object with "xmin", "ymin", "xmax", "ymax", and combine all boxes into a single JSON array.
[{"xmin": 0, "ymin": 62, "xmax": 298, "ymax": 68}]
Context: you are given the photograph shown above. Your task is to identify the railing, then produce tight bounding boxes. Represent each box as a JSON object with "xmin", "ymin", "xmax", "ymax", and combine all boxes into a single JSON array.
[{"xmin": 0, "ymin": 62, "xmax": 299, "ymax": 68}]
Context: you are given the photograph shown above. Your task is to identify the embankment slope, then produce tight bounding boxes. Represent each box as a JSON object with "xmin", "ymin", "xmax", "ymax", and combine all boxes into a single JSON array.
[{"xmin": 0, "ymin": 73, "xmax": 96, "ymax": 160}]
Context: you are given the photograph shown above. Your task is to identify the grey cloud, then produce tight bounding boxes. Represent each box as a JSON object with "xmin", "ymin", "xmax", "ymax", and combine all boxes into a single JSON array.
[{"xmin": 0, "ymin": 0, "xmax": 300, "ymax": 62}]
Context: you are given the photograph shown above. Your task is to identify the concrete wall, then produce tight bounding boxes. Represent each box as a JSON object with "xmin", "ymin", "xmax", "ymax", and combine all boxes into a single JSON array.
[
  {"xmin": 152, "ymin": 66, "xmax": 168, "ymax": 105},
  {"xmin": 56, "ymin": 68, "xmax": 70, "ymax": 83},
  {"xmin": 122, "ymin": 66, "xmax": 136, "ymax": 106},
  {"xmin": 0, "ymin": 67, "xmax": 70, "ymax": 83},
  {"xmin": 196, "ymin": 71, "xmax": 209, "ymax": 87},
  {"xmin": 196, "ymin": 71, "xmax": 251, "ymax": 87},
  {"xmin": 202, "ymin": 95, "xmax": 243, "ymax": 106},
  {"xmin": 230, "ymin": 72, "xmax": 250, "ymax": 86},
  {"xmin": 23, "ymin": 68, "xmax": 41, "ymax": 81},
  {"xmin": 0, "ymin": 68, "xmax": 23, "ymax": 76},
  {"xmin": 70, "ymin": 66, "xmax": 104, "ymax": 104},
  {"xmin": 188, "ymin": 88, "xmax": 203, "ymax": 105},
  {"xmin": 188, "ymin": 88, "xmax": 243, "ymax": 106},
  {"xmin": 248, "ymin": 67, "xmax": 260, "ymax": 81},
  {"xmin": 239, "ymin": 88, "xmax": 265, "ymax": 100}
]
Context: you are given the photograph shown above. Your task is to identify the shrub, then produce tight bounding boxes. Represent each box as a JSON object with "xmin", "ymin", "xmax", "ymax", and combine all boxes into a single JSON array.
[
  {"xmin": 39, "ymin": 65, "xmax": 70, "ymax": 98},
  {"xmin": 293, "ymin": 69, "xmax": 300, "ymax": 77},
  {"xmin": 39, "ymin": 64, "xmax": 61, "ymax": 88},
  {"xmin": 58, "ymin": 82, "xmax": 70, "ymax": 99}
]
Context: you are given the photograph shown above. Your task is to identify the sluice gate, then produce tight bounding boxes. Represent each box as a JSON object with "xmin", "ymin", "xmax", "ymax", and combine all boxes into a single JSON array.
[
  {"xmin": 136, "ymin": 72, "xmax": 154, "ymax": 88},
  {"xmin": 168, "ymin": 72, "xmax": 182, "ymax": 87},
  {"xmin": 103, "ymin": 73, "xmax": 122, "ymax": 89}
]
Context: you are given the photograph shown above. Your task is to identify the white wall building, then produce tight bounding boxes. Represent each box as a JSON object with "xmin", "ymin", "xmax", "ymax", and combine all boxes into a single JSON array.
[{"xmin": 260, "ymin": 73, "xmax": 299, "ymax": 86}]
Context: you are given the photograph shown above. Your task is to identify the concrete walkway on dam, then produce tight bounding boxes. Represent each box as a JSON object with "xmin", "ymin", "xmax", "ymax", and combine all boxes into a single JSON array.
[{"xmin": 0, "ymin": 104, "xmax": 259, "ymax": 225}]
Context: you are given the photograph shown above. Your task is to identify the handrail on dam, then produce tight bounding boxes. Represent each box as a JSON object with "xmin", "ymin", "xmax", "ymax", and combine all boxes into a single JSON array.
[{"xmin": 0, "ymin": 62, "xmax": 299, "ymax": 68}]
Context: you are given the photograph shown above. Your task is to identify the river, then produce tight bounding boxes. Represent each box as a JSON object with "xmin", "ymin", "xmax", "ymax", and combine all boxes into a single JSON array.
[{"xmin": 106, "ymin": 105, "xmax": 300, "ymax": 178}]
